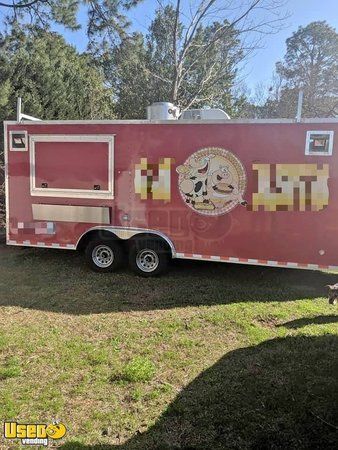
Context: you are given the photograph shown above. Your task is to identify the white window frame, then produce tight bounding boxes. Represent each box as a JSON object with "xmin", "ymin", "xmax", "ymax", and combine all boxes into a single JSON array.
[
  {"xmin": 29, "ymin": 134, "xmax": 115, "ymax": 199},
  {"xmin": 305, "ymin": 130, "xmax": 334, "ymax": 156},
  {"xmin": 10, "ymin": 130, "xmax": 28, "ymax": 152}
]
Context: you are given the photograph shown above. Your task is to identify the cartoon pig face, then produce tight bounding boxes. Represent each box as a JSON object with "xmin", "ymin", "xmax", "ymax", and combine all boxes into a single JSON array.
[{"xmin": 211, "ymin": 166, "xmax": 233, "ymax": 186}]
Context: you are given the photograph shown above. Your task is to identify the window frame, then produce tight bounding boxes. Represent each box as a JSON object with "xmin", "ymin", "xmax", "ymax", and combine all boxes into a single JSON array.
[
  {"xmin": 29, "ymin": 134, "xmax": 115, "ymax": 199},
  {"xmin": 305, "ymin": 130, "xmax": 334, "ymax": 156},
  {"xmin": 9, "ymin": 130, "xmax": 28, "ymax": 152}
]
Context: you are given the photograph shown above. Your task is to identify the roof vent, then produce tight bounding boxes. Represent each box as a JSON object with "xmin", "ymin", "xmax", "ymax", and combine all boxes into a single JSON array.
[
  {"xmin": 147, "ymin": 102, "xmax": 180, "ymax": 120},
  {"xmin": 180, "ymin": 108, "xmax": 230, "ymax": 121}
]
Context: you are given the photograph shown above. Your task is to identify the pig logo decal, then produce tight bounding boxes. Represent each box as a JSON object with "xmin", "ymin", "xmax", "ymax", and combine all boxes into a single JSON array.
[{"xmin": 176, "ymin": 147, "xmax": 247, "ymax": 215}]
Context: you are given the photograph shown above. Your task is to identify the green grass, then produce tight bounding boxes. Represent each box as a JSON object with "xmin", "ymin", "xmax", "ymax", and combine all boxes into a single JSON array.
[
  {"xmin": 113, "ymin": 357, "xmax": 156, "ymax": 383},
  {"xmin": 0, "ymin": 244, "xmax": 337, "ymax": 449},
  {"xmin": 0, "ymin": 356, "xmax": 21, "ymax": 380}
]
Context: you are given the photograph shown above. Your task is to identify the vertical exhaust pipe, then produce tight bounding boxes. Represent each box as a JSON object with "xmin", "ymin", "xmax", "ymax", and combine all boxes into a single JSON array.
[
  {"xmin": 17, "ymin": 97, "xmax": 22, "ymax": 123},
  {"xmin": 295, "ymin": 90, "xmax": 303, "ymax": 123}
]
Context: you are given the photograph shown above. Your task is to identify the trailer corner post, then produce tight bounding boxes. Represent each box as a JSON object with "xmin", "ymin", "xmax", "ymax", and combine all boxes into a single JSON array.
[{"xmin": 296, "ymin": 90, "xmax": 303, "ymax": 123}]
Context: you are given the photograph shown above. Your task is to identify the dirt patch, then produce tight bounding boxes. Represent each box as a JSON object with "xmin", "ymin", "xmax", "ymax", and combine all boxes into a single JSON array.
[{"xmin": 255, "ymin": 315, "xmax": 279, "ymax": 328}]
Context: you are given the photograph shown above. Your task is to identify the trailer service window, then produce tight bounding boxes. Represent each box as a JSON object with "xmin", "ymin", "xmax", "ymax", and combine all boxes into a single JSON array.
[
  {"xmin": 29, "ymin": 134, "xmax": 114, "ymax": 199},
  {"xmin": 305, "ymin": 131, "xmax": 334, "ymax": 156}
]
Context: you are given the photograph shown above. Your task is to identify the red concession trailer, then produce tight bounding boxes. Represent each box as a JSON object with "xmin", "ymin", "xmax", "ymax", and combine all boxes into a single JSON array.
[{"xmin": 4, "ymin": 112, "xmax": 338, "ymax": 276}]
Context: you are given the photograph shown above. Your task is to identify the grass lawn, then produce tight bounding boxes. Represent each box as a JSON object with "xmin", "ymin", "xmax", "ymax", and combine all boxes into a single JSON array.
[{"xmin": 0, "ymin": 244, "xmax": 337, "ymax": 449}]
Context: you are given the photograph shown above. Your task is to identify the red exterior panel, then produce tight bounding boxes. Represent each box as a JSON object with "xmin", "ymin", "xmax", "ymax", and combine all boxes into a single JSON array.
[
  {"xmin": 5, "ymin": 120, "xmax": 338, "ymax": 270},
  {"xmin": 34, "ymin": 141, "xmax": 109, "ymax": 191}
]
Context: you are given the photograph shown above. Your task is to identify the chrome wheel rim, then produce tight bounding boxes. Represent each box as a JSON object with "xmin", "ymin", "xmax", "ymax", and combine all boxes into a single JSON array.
[
  {"xmin": 136, "ymin": 249, "xmax": 159, "ymax": 273},
  {"xmin": 92, "ymin": 245, "xmax": 114, "ymax": 268}
]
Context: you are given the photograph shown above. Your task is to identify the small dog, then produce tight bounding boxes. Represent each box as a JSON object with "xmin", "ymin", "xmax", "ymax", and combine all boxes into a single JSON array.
[{"xmin": 327, "ymin": 284, "xmax": 338, "ymax": 305}]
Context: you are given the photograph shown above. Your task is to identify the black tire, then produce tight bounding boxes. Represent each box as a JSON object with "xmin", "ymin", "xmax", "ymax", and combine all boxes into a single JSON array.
[
  {"xmin": 85, "ymin": 238, "xmax": 123, "ymax": 273},
  {"xmin": 129, "ymin": 238, "xmax": 169, "ymax": 277}
]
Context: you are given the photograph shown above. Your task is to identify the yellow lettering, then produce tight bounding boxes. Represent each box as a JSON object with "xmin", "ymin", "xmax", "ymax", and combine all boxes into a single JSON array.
[
  {"xmin": 37, "ymin": 424, "xmax": 47, "ymax": 438},
  {"xmin": 27, "ymin": 424, "xmax": 36, "ymax": 438},
  {"xmin": 4, "ymin": 422, "xmax": 48, "ymax": 440},
  {"xmin": 4, "ymin": 422, "xmax": 17, "ymax": 439},
  {"xmin": 251, "ymin": 163, "xmax": 329, "ymax": 211},
  {"xmin": 17, "ymin": 424, "xmax": 27, "ymax": 439}
]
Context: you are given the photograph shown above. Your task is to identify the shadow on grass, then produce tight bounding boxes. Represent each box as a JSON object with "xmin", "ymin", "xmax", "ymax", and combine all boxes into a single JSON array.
[
  {"xmin": 279, "ymin": 315, "xmax": 338, "ymax": 328},
  {"xmin": 60, "ymin": 333, "xmax": 338, "ymax": 449},
  {"xmin": 0, "ymin": 245, "xmax": 336, "ymax": 314}
]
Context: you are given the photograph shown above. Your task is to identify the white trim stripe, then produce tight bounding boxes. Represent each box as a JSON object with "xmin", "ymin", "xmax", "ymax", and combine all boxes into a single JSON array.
[
  {"xmin": 4, "ymin": 239, "xmax": 338, "ymax": 271},
  {"xmin": 174, "ymin": 252, "xmax": 338, "ymax": 271},
  {"xmin": 4, "ymin": 118, "xmax": 338, "ymax": 125},
  {"xmin": 229, "ymin": 257, "xmax": 240, "ymax": 262}
]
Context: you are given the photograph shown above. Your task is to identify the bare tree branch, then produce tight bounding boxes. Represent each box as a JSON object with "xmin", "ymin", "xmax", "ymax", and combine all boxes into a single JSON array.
[
  {"xmin": 0, "ymin": 0, "xmax": 41, "ymax": 7},
  {"xmin": 151, "ymin": 0, "xmax": 289, "ymax": 108}
]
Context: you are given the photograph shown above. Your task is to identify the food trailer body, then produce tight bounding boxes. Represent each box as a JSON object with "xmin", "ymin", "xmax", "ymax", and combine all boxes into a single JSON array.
[{"xmin": 4, "ymin": 116, "xmax": 338, "ymax": 275}]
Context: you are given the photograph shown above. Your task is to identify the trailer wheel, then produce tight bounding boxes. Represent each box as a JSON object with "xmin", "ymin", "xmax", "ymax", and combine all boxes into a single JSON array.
[
  {"xmin": 129, "ymin": 238, "xmax": 169, "ymax": 277},
  {"xmin": 85, "ymin": 238, "xmax": 123, "ymax": 272}
]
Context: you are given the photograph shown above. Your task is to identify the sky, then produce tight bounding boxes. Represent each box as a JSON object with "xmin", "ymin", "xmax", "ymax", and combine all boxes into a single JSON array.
[
  {"xmin": 14, "ymin": 0, "xmax": 338, "ymax": 93},
  {"xmin": 129, "ymin": 0, "xmax": 338, "ymax": 93}
]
